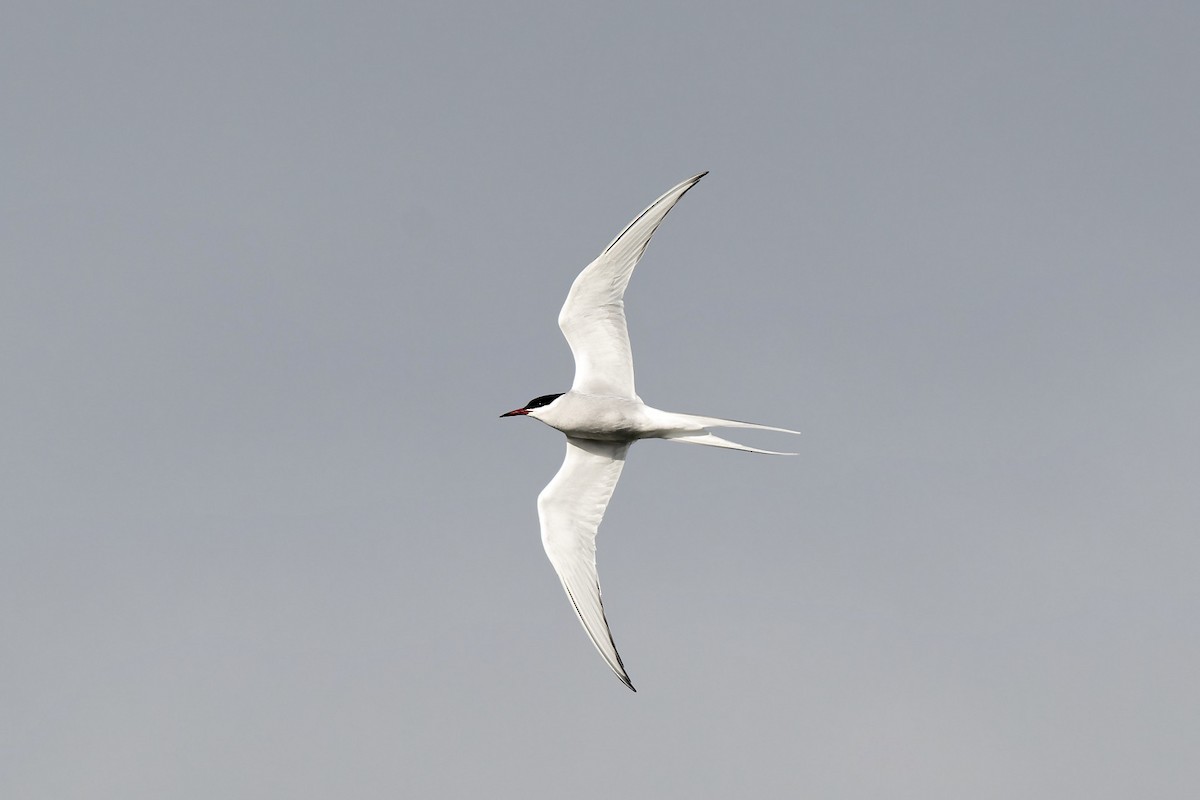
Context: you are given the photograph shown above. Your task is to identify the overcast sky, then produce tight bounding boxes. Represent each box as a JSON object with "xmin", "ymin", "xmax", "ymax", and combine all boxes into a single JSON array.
[{"xmin": 3, "ymin": 2, "xmax": 1198, "ymax": 798}]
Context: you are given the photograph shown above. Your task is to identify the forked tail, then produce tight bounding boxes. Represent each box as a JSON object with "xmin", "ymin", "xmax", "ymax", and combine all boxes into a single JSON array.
[{"xmin": 662, "ymin": 413, "xmax": 801, "ymax": 455}]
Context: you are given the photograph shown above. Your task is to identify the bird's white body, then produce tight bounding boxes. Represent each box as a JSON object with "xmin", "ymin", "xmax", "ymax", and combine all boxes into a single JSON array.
[
  {"xmin": 503, "ymin": 172, "xmax": 799, "ymax": 691},
  {"xmin": 528, "ymin": 393, "xmax": 668, "ymax": 441},
  {"xmin": 528, "ymin": 392, "xmax": 798, "ymax": 452}
]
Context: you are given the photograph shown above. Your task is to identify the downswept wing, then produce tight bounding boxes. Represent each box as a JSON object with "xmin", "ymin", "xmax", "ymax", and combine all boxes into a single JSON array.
[
  {"xmin": 537, "ymin": 437, "xmax": 634, "ymax": 690},
  {"xmin": 558, "ymin": 172, "xmax": 707, "ymax": 399}
]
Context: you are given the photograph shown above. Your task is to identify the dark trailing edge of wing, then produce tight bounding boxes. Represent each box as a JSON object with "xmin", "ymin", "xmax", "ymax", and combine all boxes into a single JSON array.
[
  {"xmin": 600, "ymin": 171, "xmax": 708, "ymax": 259},
  {"xmin": 562, "ymin": 581, "xmax": 636, "ymax": 692}
]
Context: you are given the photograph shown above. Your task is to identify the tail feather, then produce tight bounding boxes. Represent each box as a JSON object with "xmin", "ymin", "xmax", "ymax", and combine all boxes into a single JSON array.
[
  {"xmin": 665, "ymin": 431, "xmax": 797, "ymax": 455},
  {"xmin": 662, "ymin": 412, "xmax": 800, "ymax": 456},
  {"xmin": 679, "ymin": 414, "xmax": 801, "ymax": 436}
]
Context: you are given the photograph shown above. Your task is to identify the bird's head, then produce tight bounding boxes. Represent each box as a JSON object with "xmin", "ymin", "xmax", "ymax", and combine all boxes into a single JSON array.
[{"xmin": 500, "ymin": 392, "xmax": 564, "ymax": 419}]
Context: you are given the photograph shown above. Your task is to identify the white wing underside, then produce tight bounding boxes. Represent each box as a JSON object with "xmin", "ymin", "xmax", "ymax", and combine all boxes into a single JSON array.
[
  {"xmin": 558, "ymin": 172, "xmax": 707, "ymax": 399},
  {"xmin": 538, "ymin": 437, "xmax": 633, "ymax": 690}
]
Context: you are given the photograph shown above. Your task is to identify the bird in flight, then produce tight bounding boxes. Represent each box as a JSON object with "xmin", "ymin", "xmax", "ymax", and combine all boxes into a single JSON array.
[{"xmin": 501, "ymin": 172, "xmax": 799, "ymax": 691}]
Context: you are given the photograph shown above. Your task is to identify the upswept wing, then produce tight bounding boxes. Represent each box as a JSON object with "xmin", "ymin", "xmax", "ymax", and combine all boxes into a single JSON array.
[
  {"xmin": 537, "ymin": 437, "xmax": 634, "ymax": 690},
  {"xmin": 558, "ymin": 172, "xmax": 707, "ymax": 399}
]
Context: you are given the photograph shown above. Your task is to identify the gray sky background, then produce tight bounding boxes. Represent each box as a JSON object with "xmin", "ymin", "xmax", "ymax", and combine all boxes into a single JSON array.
[{"xmin": 3, "ymin": 2, "xmax": 1198, "ymax": 797}]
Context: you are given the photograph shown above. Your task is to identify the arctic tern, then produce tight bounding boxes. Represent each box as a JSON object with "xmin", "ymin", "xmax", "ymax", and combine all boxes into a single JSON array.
[{"xmin": 501, "ymin": 172, "xmax": 800, "ymax": 691}]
